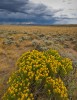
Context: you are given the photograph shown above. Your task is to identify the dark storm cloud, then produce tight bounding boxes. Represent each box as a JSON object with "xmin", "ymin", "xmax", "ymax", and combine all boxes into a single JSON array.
[
  {"xmin": 0, "ymin": 0, "xmax": 77, "ymax": 24},
  {"xmin": 0, "ymin": 0, "xmax": 60, "ymax": 24},
  {"xmin": 0, "ymin": 0, "xmax": 28, "ymax": 13}
]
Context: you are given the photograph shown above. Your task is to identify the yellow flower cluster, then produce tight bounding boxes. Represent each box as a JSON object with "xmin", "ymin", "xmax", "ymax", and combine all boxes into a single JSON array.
[
  {"xmin": 3, "ymin": 49, "xmax": 73, "ymax": 100},
  {"xmin": 45, "ymin": 77, "xmax": 68, "ymax": 100}
]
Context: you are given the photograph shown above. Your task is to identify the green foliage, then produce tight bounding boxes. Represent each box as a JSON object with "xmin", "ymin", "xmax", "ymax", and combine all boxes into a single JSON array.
[{"xmin": 3, "ymin": 49, "xmax": 73, "ymax": 100}]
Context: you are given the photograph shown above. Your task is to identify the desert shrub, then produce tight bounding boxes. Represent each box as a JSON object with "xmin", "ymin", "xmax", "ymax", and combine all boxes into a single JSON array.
[
  {"xmin": 11, "ymin": 31, "xmax": 18, "ymax": 34},
  {"xmin": 37, "ymin": 46, "xmax": 48, "ymax": 51},
  {"xmin": 32, "ymin": 39, "xmax": 41, "ymax": 47},
  {"xmin": 23, "ymin": 31, "xmax": 28, "ymax": 34},
  {"xmin": 44, "ymin": 40, "xmax": 53, "ymax": 46},
  {"xmin": 32, "ymin": 39, "xmax": 47, "ymax": 51},
  {"xmin": 3, "ymin": 37, "xmax": 14, "ymax": 45},
  {"xmin": 19, "ymin": 36, "xmax": 31, "ymax": 42},
  {"xmin": 3, "ymin": 49, "xmax": 73, "ymax": 100},
  {"xmin": 32, "ymin": 39, "xmax": 48, "ymax": 51},
  {"xmin": 38, "ymin": 34, "xmax": 45, "ymax": 38}
]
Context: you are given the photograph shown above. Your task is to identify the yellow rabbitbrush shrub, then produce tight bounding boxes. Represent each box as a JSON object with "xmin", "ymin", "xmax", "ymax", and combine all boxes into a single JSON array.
[{"xmin": 3, "ymin": 49, "xmax": 73, "ymax": 100}]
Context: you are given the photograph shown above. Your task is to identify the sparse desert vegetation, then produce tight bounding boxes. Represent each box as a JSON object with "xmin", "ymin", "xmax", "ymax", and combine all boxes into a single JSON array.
[{"xmin": 0, "ymin": 25, "xmax": 77, "ymax": 100}]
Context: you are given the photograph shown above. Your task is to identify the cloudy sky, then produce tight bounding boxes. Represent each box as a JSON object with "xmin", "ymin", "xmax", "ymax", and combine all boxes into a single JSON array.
[{"xmin": 0, "ymin": 0, "xmax": 77, "ymax": 25}]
